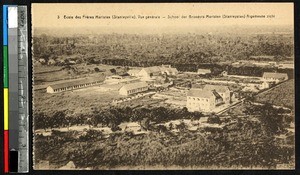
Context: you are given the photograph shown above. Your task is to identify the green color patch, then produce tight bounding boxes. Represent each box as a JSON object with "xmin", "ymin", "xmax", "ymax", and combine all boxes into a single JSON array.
[{"xmin": 3, "ymin": 46, "xmax": 8, "ymax": 88}]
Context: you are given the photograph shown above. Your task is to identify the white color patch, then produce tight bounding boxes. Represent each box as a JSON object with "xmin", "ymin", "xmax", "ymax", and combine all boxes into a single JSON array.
[{"xmin": 8, "ymin": 6, "xmax": 18, "ymax": 28}]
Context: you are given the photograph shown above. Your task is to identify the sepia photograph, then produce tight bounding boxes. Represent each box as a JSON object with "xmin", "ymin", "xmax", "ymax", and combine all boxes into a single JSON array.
[{"xmin": 32, "ymin": 3, "xmax": 294, "ymax": 170}]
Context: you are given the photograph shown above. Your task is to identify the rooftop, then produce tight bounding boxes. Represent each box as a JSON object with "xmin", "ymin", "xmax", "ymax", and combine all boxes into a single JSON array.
[
  {"xmin": 120, "ymin": 81, "xmax": 148, "ymax": 91},
  {"xmin": 127, "ymin": 69, "xmax": 141, "ymax": 74},
  {"xmin": 203, "ymin": 84, "xmax": 230, "ymax": 93},
  {"xmin": 48, "ymin": 76, "xmax": 105, "ymax": 90},
  {"xmin": 187, "ymin": 89, "xmax": 215, "ymax": 98},
  {"xmin": 263, "ymin": 72, "xmax": 288, "ymax": 79},
  {"xmin": 197, "ymin": 68, "xmax": 211, "ymax": 73}
]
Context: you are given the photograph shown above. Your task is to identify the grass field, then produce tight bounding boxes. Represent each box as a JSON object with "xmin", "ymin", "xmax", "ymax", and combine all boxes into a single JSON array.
[
  {"xmin": 254, "ymin": 80, "xmax": 294, "ymax": 109},
  {"xmin": 33, "ymin": 63, "xmax": 131, "ymax": 115},
  {"xmin": 33, "ymin": 86, "xmax": 123, "ymax": 116},
  {"xmin": 33, "ymin": 63, "xmax": 125, "ymax": 85}
]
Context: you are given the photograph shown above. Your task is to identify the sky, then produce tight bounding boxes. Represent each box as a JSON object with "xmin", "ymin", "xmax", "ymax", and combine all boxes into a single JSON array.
[{"xmin": 32, "ymin": 3, "xmax": 294, "ymax": 33}]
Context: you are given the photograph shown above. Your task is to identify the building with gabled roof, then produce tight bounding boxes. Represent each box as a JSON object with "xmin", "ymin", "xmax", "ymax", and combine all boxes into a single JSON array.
[
  {"xmin": 186, "ymin": 85, "xmax": 231, "ymax": 112},
  {"xmin": 137, "ymin": 65, "xmax": 178, "ymax": 80},
  {"xmin": 143, "ymin": 66, "xmax": 161, "ymax": 74},
  {"xmin": 262, "ymin": 72, "xmax": 288, "ymax": 83},
  {"xmin": 127, "ymin": 69, "xmax": 141, "ymax": 77},
  {"xmin": 187, "ymin": 88, "xmax": 224, "ymax": 112},
  {"xmin": 160, "ymin": 65, "xmax": 179, "ymax": 75},
  {"xmin": 161, "ymin": 67, "xmax": 178, "ymax": 76},
  {"xmin": 119, "ymin": 81, "xmax": 148, "ymax": 96},
  {"xmin": 137, "ymin": 66, "xmax": 161, "ymax": 80},
  {"xmin": 46, "ymin": 76, "xmax": 105, "ymax": 93},
  {"xmin": 203, "ymin": 84, "xmax": 231, "ymax": 103}
]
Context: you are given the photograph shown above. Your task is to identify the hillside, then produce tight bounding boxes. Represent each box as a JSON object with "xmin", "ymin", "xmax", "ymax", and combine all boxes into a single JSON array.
[{"xmin": 254, "ymin": 80, "xmax": 294, "ymax": 109}]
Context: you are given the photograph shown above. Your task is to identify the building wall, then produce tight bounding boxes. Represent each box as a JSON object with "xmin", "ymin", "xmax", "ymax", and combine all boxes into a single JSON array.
[
  {"xmin": 119, "ymin": 88, "xmax": 129, "ymax": 96},
  {"xmin": 186, "ymin": 96, "xmax": 215, "ymax": 112},
  {"xmin": 162, "ymin": 69, "xmax": 178, "ymax": 76},
  {"xmin": 46, "ymin": 86, "xmax": 54, "ymax": 93},
  {"xmin": 197, "ymin": 70, "xmax": 211, "ymax": 75},
  {"xmin": 219, "ymin": 91, "xmax": 230, "ymax": 103},
  {"xmin": 263, "ymin": 74, "xmax": 288, "ymax": 82},
  {"xmin": 128, "ymin": 72, "xmax": 139, "ymax": 77},
  {"xmin": 46, "ymin": 81, "xmax": 103, "ymax": 93},
  {"xmin": 138, "ymin": 69, "xmax": 151, "ymax": 79}
]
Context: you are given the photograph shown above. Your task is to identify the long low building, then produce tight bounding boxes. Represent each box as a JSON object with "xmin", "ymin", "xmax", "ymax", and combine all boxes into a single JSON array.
[
  {"xmin": 262, "ymin": 72, "xmax": 288, "ymax": 83},
  {"xmin": 119, "ymin": 81, "xmax": 148, "ymax": 96},
  {"xmin": 197, "ymin": 68, "xmax": 211, "ymax": 75},
  {"xmin": 46, "ymin": 77, "xmax": 105, "ymax": 93}
]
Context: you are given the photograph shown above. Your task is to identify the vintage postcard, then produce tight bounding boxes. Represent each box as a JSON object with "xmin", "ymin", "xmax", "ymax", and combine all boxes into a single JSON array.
[{"xmin": 32, "ymin": 3, "xmax": 294, "ymax": 170}]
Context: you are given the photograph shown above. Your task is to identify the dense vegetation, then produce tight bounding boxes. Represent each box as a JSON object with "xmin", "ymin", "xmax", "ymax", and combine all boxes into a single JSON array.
[
  {"xmin": 34, "ymin": 107, "xmax": 204, "ymax": 131},
  {"xmin": 34, "ymin": 104, "xmax": 294, "ymax": 169},
  {"xmin": 33, "ymin": 32, "xmax": 293, "ymax": 65},
  {"xmin": 33, "ymin": 33, "xmax": 294, "ymax": 62}
]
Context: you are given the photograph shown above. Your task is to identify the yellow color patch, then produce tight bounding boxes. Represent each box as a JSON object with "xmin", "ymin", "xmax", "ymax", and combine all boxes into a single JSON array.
[{"xmin": 4, "ymin": 88, "xmax": 9, "ymax": 130}]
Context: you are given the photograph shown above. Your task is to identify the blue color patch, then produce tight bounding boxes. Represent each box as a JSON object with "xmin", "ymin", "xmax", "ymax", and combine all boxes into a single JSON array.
[{"xmin": 3, "ymin": 5, "xmax": 8, "ymax": 45}]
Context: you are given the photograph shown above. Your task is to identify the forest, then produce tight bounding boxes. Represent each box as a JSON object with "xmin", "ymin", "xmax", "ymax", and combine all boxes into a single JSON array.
[{"xmin": 32, "ymin": 32, "xmax": 293, "ymax": 68}]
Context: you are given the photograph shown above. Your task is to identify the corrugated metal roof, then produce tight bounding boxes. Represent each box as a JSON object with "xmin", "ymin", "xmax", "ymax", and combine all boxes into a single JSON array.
[
  {"xmin": 263, "ymin": 72, "xmax": 288, "ymax": 79},
  {"xmin": 120, "ymin": 81, "xmax": 148, "ymax": 91},
  {"xmin": 48, "ymin": 76, "xmax": 105, "ymax": 90}
]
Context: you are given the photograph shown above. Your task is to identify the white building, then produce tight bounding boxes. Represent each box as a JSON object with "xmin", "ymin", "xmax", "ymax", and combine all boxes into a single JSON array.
[
  {"xmin": 186, "ymin": 89, "xmax": 223, "ymax": 112},
  {"xmin": 46, "ymin": 77, "xmax": 104, "ymax": 93},
  {"xmin": 127, "ymin": 69, "xmax": 141, "ymax": 77},
  {"xmin": 160, "ymin": 65, "xmax": 178, "ymax": 76},
  {"xmin": 137, "ymin": 66, "xmax": 162, "ymax": 79},
  {"xmin": 186, "ymin": 85, "xmax": 231, "ymax": 112},
  {"xmin": 262, "ymin": 72, "xmax": 288, "ymax": 83},
  {"xmin": 197, "ymin": 68, "xmax": 211, "ymax": 75},
  {"xmin": 260, "ymin": 81, "xmax": 270, "ymax": 89},
  {"xmin": 119, "ymin": 81, "xmax": 148, "ymax": 96},
  {"xmin": 39, "ymin": 58, "xmax": 46, "ymax": 64},
  {"xmin": 104, "ymin": 75, "xmax": 140, "ymax": 85},
  {"xmin": 221, "ymin": 71, "xmax": 228, "ymax": 76},
  {"xmin": 203, "ymin": 84, "xmax": 231, "ymax": 104},
  {"xmin": 48, "ymin": 59, "xmax": 56, "ymax": 65},
  {"xmin": 137, "ymin": 65, "xmax": 178, "ymax": 80}
]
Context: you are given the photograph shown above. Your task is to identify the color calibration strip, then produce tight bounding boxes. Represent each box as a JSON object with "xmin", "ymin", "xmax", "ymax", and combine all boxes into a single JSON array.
[
  {"xmin": 3, "ymin": 5, "xmax": 29, "ymax": 173},
  {"xmin": 3, "ymin": 5, "xmax": 9, "ymax": 173},
  {"xmin": 8, "ymin": 6, "xmax": 19, "ymax": 173}
]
